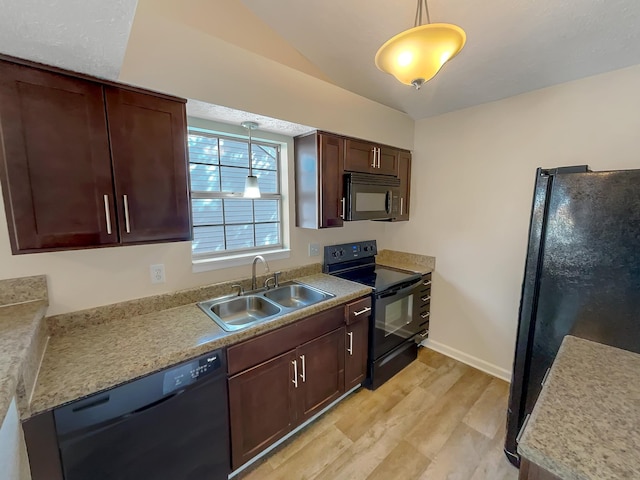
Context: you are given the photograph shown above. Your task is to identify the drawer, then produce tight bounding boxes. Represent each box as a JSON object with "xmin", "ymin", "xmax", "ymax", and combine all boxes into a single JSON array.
[
  {"xmin": 227, "ymin": 305, "xmax": 344, "ymax": 376},
  {"xmin": 345, "ymin": 296, "xmax": 372, "ymax": 325}
]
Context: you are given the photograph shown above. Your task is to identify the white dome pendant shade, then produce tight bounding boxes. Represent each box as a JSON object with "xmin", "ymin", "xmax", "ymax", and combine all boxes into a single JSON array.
[{"xmin": 375, "ymin": 0, "xmax": 466, "ymax": 90}]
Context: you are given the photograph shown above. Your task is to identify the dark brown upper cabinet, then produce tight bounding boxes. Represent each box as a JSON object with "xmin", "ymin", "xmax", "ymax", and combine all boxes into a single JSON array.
[
  {"xmin": 344, "ymin": 139, "xmax": 399, "ymax": 176},
  {"xmin": 294, "ymin": 131, "xmax": 344, "ymax": 229},
  {"xmin": 105, "ymin": 88, "xmax": 190, "ymax": 244},
  {"xmin": 0, "ymin": 58, "xmax": 190, "ymax": 254},
  {"xmin": 393, "ymin": 151, "xmax": 412, "ymax": 222}
]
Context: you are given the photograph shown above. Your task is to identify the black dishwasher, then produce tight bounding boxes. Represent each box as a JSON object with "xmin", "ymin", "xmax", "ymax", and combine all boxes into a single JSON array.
[{"xmin": 54, "ymin": 349, "xmax": 230, "ymax": 480}]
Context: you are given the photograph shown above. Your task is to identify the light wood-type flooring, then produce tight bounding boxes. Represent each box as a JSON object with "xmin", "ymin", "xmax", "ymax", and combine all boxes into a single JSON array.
[{"xmin": 241, "ymin": 347, "xmax": 519, "ymax": 480}]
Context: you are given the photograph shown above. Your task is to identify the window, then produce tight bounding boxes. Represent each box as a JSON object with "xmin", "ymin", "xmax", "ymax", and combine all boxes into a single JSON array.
[{"xmin": 188, "ymin": 129, "xmax": 282, "ymax": 258}]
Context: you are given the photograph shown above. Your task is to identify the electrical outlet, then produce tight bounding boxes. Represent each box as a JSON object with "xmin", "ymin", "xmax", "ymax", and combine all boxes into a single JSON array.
[
  {"xmin": 308, "ymin": 243, "xmax": 320, "ymax": 257},
  {"xmin": 150, "ymin": 264, "xmax": 166, "ymax": 284}
]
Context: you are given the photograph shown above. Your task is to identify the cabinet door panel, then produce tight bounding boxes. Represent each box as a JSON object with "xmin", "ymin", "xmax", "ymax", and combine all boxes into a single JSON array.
[
  {"xmin": 378, "ymin": 147, "xmax": 399, "ymax": 176},
  {"xmin": 297, "ymin": 328, "xmax": 345, "ymax": 422},
  {"xmin": 105, "ymin": 88, "xmax": 190, "ymax": 243},
  {"xmin": 228, "ymin": 350, "xmax": 297, "ymax": 470},
  {"xmin": 344, "ymin": 139, "xmax": 374, "ymax": 173},
  {"xmin": 0, "ymin": 61, "xmax": 116, "ymax": 252},
  {"xmin": 345, "ymin": 317, "xmax": 370, "ymax": 390},
  {"xmin": 319, "ymin": 133, "xmax": 344, "ymax": 228},
  {"xmin": 394, "ymin": 151, "xmax": 411, "ymax": 221}
]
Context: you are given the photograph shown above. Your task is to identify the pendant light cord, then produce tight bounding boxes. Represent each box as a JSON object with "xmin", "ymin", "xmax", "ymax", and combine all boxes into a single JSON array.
[
  {"xmin": 247, "ymin": 126, "xmax": 253, "ymax": 177},
  {"xmin": 414, "ymin": 0, "xmax": 431, "ymax": 27}
]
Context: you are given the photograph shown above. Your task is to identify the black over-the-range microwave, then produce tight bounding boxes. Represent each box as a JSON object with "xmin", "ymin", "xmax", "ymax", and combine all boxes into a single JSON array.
[{"xmin": 344, "ymin": 172, "xmax": 401, "ymax": 221}]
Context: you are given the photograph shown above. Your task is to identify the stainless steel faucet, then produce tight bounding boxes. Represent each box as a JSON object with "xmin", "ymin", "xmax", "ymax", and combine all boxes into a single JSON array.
[{"xmin": 251, "ymin": 255, "xmax": 270, "ymax": 290}]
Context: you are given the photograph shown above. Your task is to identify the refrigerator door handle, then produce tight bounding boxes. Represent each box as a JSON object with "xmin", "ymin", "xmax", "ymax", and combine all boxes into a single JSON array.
[{"xmin": 516, "ymin": 413, "xmax": 531, "ymax": 444}]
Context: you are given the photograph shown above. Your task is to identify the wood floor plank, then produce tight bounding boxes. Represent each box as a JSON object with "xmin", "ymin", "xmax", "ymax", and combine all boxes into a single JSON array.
[
  {"xmin": 405, "ymin": 367, "xmax": 494, "ymax": 460},
  {"xmin": 366, "ymin": 440, "xmax": 431, "ymax": 480},
  {"xmin": 469, "ymin": 416, "xmax": 519, "ymax": 480},
  {"xmin": 261, "ymin": 425, "xmax": 352, "ymax": 480},
  {"xmin": 463, "ymin": 377, "xmax": 511, "ymax": 438},
  {"xmin": 418, "ymin": 423, "xmax": 494, "ymax": 480}
]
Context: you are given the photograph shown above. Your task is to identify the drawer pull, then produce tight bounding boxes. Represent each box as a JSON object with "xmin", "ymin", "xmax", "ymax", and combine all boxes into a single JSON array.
[
  {"xmin": 420, "ymin": 312, "xmax": 430, "ymax": 319},
  {"xmin": 347, "ymin": 331, "xmax": 354, "ymax": 355},
  {"xmin": 123, "ymin": 194, "xmax": 131, "ymax": 233},
  {"xmin": 423, "ymin": 280, "xmax": 432, "ymax": 286},
  {"xmin": 353, "ymin": 306, "xmax": 372, "ymax": 317},
  {"xmin": 421, "ymin": 296, "xmax": 431, "ymax": 302},
  {"xmin": 292, "ymin": 360, "xmax": 298, "ymax": 388}
]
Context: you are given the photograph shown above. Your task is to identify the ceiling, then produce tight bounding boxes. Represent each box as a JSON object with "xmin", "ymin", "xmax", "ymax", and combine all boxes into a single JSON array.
[
  {"xmin": 0, "ymin": 0, "xmax": 639, "ymax": 122},
  {"xmin": 240, "ymin": 0, "xmax": 640, "ymax": 119}
]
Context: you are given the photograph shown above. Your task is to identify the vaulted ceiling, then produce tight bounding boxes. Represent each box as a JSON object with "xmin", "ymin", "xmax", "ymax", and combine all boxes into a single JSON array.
[{"xmin": 1, "ymin": 0, "xmax": 639, "ymax": 121}]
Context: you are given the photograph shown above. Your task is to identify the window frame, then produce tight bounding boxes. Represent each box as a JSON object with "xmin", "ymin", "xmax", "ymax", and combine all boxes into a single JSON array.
[{"xmin": 188, "ymin": 128, "xmax": 284, "ymax": 260}]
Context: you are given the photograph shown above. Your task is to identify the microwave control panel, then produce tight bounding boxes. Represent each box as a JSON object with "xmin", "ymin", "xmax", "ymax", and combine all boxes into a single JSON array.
[{"xmin": 324, "ymin": 240, "xmax": 378, "ymax": 265}]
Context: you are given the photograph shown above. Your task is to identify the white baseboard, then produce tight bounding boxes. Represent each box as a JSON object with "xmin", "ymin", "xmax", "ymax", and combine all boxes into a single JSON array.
[{"xmin": 421, "ymin": 339, "xmax": 512, "ymax": 383}]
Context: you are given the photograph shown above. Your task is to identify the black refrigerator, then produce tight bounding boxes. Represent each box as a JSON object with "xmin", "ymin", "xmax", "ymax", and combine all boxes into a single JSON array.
[{"xmin": 505, "ymin": 165, "xmax": 640, "ymax": 466}]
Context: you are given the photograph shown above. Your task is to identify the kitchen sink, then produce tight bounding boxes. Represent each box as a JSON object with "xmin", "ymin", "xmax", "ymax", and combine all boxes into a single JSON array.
[
  {"xmin": 263, "ymin": 284, "xmax": 333, "ymax": 308},
  {"xmin": 199, "ymin": 295, "xmax": 282, "ymax": 332},
  {"xmin": 197, "ymin": 282, "xmax": 334, "ymax": 332}
]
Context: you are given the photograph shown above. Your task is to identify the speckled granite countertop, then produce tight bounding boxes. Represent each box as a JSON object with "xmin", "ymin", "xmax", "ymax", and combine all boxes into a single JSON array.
[
  {"xmin": 0, "ymin": 301, "xmax": 48, "ymax": 424},
  {"xmin": 0, "ymin": 275, "xmax": 49, "ymax": 425},
  {"xmin": 30, "ymin": 274, "xmax": 370, "ymax": 417},
  {"xmin": 376, "ymin": 249, "xmax": 435, "ymax": 275},
  {"xmin": 518, "ymin": 336, "xmax": 640, "ymax": 480}
]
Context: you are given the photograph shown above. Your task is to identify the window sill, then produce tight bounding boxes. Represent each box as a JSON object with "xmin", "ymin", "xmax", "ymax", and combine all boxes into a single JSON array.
[{"xmin": 192, "ymin": 248, "xmax": 291, "ymax": 273}]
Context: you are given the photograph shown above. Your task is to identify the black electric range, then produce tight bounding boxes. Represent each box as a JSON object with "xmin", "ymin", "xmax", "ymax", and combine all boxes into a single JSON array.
[{"xmin": 324, "ymin": 240, "xmax": 426, "ymax": 389}]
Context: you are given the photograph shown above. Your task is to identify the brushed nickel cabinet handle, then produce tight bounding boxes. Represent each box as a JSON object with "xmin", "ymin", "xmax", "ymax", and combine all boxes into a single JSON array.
[
  {"xmin": 353, "ymin": 306, "xmax": 371, "ymax": 317},
  {"xmin": 103, "ymin": 195, "xmax": 112, "ymax": 235},
  {"xmin": 340, "ymin": 198, "xmax": 345, "ymax": 219},
  {"xmin": 347, "ymin": 331, "xmax": 354, "ymax": 355},
  {"xmin": 292, "ymin": 360, "xmax": 298, "ymax": 388},
  {"xmin": 400, "ymin": 197, "xmax": 404, "ymax": 215},
  {"xmin": 371, "ymin": 147, "xmax": 376, "ymax": 168},
  {"xmin": 377, "ymin": 148, "xmax": 381, "ymax": 168},
  {"xmin": 423, "ymin": 280, "xmax": 432, "ymax": 286},
  {"xmin": 123, "ymin": 195, "xmax": 131, "ymax": 233},
  {"xmin": 300, "ymin": 355, "xmax": 306, "ymax": 383},
  {"xmin": 420, "ymin": 312, "xmax": 430, "ymax": 319},
  {"xmin": 421, "ymin": 296, "xmax": 431, "ymax": 302}
]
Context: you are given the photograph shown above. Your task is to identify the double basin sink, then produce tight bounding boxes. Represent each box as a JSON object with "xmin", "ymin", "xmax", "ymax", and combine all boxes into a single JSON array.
[{"xmin": 198, "ymin": 282, "xmax": 335, "ymax": 332}]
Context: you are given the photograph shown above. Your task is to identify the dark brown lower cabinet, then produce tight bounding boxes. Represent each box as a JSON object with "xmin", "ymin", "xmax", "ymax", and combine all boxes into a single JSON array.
[
  {"xmin": 227, "ymin": 297, "xmax": 371, "ymax": 471},
  {"xmin": 297, "ymin": 328, "xmax": 345, "ymax": 422},
  {"xmin": 344, "ymin": 315, "xmax": 369, "ymax": 390},
  {"xmin": 228, "ymin": 351, "xmax": 298, "ymax": 470},
  {"xmin": 518, "ymin": 458, "xmax": 562, "ymax": 480}
]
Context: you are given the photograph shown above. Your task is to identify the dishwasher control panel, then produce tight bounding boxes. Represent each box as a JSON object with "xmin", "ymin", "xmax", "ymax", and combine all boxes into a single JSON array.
[{"xmin": 163, "ymin": 353, "xmax": 222, "ymax": 394}]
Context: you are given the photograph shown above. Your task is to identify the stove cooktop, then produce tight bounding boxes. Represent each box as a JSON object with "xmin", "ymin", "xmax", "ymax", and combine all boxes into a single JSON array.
[{"xmin": 333, "ymin": 265, "xmax": 420, "ymax": 292}]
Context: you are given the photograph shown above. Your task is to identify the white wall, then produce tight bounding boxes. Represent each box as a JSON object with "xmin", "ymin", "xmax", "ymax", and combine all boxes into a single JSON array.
[{"xmin": 391, "ymin": 64, "xmax": 640, "ymax": 379}]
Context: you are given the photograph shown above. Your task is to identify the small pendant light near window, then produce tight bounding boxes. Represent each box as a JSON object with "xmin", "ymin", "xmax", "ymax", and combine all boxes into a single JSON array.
[
  {"xmin": 241, "ymin": 121, "xmax": 261, "ymax": 198},
  {"xmin": 375, "ymin": 0, "xmax": 466, "ymax": 89}
]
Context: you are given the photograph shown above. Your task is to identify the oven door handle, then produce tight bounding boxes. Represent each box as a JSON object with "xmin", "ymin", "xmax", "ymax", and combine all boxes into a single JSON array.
[{"xmin": 377, "ymin": 279, "xmax": 421, "ymax": 299}]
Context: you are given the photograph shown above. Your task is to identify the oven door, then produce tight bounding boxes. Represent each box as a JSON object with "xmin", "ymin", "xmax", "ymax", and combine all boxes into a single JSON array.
[{"xmin": 371, "ymin": 279, "xmax": 423, "ymax": 360}]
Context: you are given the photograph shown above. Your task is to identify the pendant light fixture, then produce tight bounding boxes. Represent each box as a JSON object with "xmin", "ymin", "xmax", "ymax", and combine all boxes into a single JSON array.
[
  {"xmin": 241, "ymin": 121, "xmax": 261, "ymax": 198},
  {"xmin": 375, "ymin": 0, "xmax": 466, "ymax": 90}
]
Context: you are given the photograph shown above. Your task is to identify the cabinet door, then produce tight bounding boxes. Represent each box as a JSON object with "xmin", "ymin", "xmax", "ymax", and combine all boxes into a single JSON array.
[
  {"xmin": 378, "ymin": 147, "xmax": 399, "ymax": 176},
  {"xmin": 296, "ymin": 328, "xmax": 345, "ymax": 422},
  {"xmin": 319, "ymin": 133, "xmax": 344, "ymax": 228},
  {"xmin": 344, "ymin": 139, "xmax": 375, "ymax": 173},
  {"xmin": 345, "ymin": 317, "xmax": 370, "ymax": 390},
  {"xmin": 228, "ymin": 350, "xmax": 297, "ymax": 470},
  {"xmin": 105, "ymin": 87, "xmax": 190, "ymax": 244},
  {"xmin": 0, "ymin": 61, "xmax": 117, "ymax": 253},
  {"xmin": 394, "ymin": 151, "xmax": 411, "ymax": 221}
]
